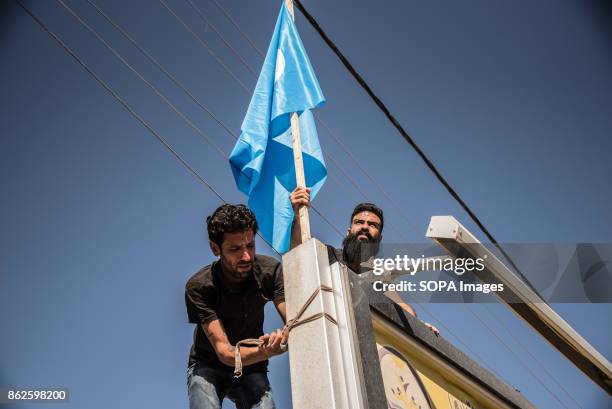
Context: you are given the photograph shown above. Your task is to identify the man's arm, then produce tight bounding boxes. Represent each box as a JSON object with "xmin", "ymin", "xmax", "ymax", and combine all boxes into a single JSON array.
[
  {"xmin": 384, "ymin": 290, "xmax": 417, "ymax": 317},
  {"xmin": 202, "ymin": 319, "xmax": 273, "ymax": 367},
  {"xmin": 274, "ymin": 300, "xmax": 287, "ymax": 323},
  {"xmin": 398, "ymin": 301, "xmax": 417, "ymax": 317},
  {"xmin": 290, "ymin": 219, "xmax": 302, "ymax": 250},
  {"xmin": 384, "ymin": 290, "xmax": 439, "ymax": 335}
]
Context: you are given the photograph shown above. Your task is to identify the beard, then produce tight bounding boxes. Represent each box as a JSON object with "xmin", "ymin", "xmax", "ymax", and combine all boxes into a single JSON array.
[
  {"xmin": 221, "ymin": 256, "xmax": 253, "ymax": 282},
  {"xmin": 342, "ymin": 230, "xmax": 382, "ymax": 273}
]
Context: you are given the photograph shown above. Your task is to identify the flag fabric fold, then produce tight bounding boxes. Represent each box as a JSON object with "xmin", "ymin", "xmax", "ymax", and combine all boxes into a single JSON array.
[{"xmin": 229, "ymin": 2, "xmax": 327, "ymax": 254}]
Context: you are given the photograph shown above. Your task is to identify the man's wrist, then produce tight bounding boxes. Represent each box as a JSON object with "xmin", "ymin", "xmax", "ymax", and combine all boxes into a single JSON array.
[{"xmin": 261, "ymin": 346, "xmax": 272, "ymax": 359}]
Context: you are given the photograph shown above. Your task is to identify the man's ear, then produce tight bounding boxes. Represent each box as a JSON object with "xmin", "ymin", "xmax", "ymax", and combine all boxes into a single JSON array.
[
  {"xmin": 209, "ymin": 241, "xmax": 221, "ymax": 257},
  {"xmin": 346, "ymin": 228, "xmax": 351, "ymax": 237}
]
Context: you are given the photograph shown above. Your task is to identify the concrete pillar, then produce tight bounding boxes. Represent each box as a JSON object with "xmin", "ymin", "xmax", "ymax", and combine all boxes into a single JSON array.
[{"xmin": 282, "ymin": 238, "xmax": 366, "ymax": 409}]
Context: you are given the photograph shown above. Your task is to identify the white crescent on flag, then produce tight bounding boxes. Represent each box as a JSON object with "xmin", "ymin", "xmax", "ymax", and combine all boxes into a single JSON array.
[{"xmin": 275, "ymin": 48, "xmax": 286, "ymax": 82}]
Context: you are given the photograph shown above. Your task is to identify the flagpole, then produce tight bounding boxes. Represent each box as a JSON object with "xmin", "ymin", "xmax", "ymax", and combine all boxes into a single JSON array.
[
  {"xmin": 286, "ymin": 0, "xmax": 311, "ymax": 245},
  {"xmin": 280, "ymin": 3, "xmax": 367, "ymax": 407}
]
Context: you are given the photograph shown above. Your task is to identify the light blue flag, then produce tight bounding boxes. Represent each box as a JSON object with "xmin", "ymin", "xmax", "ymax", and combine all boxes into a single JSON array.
[{"xmin": 229, "ymin": 2, "xmax": 327, "ymax": 254}]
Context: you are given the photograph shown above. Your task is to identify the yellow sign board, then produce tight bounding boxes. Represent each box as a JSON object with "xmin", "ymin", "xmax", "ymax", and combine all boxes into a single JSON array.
[
  {"xmin": 373, "ymin": 313, "xmax": 515, "ymax": 409},
  {"xmin": 377, "ymin": 343, "xmax": 475, "ymax": 409}
]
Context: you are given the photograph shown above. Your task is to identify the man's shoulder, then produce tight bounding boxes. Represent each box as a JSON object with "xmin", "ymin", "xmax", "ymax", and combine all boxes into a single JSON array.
[
  {"xmin": 325, "ymin": 245, "xmax": 343, "ymax": 264},
  {"xmin": 186, "ymin": 263, "xmax": 215, "ymax": 291}
]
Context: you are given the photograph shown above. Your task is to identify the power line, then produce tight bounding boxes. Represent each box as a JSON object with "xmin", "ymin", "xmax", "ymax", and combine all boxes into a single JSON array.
[
  {"xmin": 314, "ymin": 114, "xmax": 423, "ymax": 236},
  {"xmin": 160, "ymin": 0, "xmax": 436, "ymax": 242},
  {"xmin": 190, "ymin": 0, "xmax": 424, "ymax": 238},
  {"xmin": 158, "ymin": 0, "xmax": 251, "ymax": 94},
  {"xmin": 208, "ymin": 0, "xmax": 265, "ymax": 58},
  {"xmin": 463, "ymin": 304, "xmax": 569, "ymax": 409},
  {"xmin": 153, "ymin": 0, "xmax": 348, "ymax": 238},
  {"xmin": 181, "ymin": 1, "xmax": 364, "ymax": 210},
  {"xmin": 414, "ymin": 303, "xmax": 515, "ymax": 387},
  {"xmin": 45, "ymin": 0, "xmax": 596, "ymax": 404},
  {"xmin": 80, "ymin": 0, "xmax": 440, "ymax": 286},
  {"xmin": 64, "ymin": 0, "xmax": 345, "ymax": 240},
  {"xmin": 19, "ymin": 4, "xmax": 564, "ymax": 405},
  {"xmin": 14, "ymin": 0, "xmax": 280, "ymax": 258},
  {"xmin": 82, "ymin": 0, "xmax": 343, "ymax": 240},
  {"xmin": 184, "ymin": 0, "xmax": 257, "ymax": 76},
  {"xmin": 187, "ymin": 1, "xmax": 374, "ymax": 203},
  {"xmin": 166, "ymin": 6, "xmax": 577, "ymax": 405},
  {"xmin": 55, "ymin": 0, "xmax": 227, "ymax": 158},
  {"xmin": 198, "ymin": 3, "xmax": 567, "ymax": 398},
  {"xmin": 77, "ymin": 0, "xmax": 537, "ymax": 302},
  {"xmin": 482, "ymin": 304, "xmax": 585, "ymax": 408},
  {"xmin": 292, "ymin": 0, "xmax": 541, "ymax": 298},
  {"xmin": 85, "ymin": 0, "xmax": 236, "ymax": 141}
]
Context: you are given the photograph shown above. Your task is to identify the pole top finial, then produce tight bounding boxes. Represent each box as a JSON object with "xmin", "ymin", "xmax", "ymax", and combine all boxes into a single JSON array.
[{"xmin": 285, "ymin": 0, "xmax": 295, "ymax": 20}]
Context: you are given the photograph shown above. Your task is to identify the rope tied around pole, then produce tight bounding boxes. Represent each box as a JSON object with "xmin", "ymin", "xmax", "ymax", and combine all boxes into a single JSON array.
[{"xmin": 233, "ymin": 284, "xmax": 336, "ymax": 378}]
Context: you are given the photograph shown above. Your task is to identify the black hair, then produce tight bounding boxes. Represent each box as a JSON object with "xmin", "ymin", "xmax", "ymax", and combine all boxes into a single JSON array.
[
  {"xmin": 206, "ymin": 204, "xmax": 258, "ymax": 246},
  {"xmin": 350, "ymin": 202, "xmax": 384, "ymax": 232}
]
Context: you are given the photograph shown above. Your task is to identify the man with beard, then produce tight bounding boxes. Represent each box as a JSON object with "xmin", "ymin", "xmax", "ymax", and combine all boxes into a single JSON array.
[
  {"xmin": 185, "ymin": 204, "xmax": 286, "ymax": 409},
  {"xmin": 289, "ymin": 187, "xmax": 438, "ymax": 333}
]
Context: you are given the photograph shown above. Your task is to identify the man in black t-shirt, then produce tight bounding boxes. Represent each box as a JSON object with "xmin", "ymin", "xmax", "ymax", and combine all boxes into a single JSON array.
[
  {"xmin": 289, "ymin": 187, "xmax": 439, "ymax": 334},
  {"xmin": 185, "ymin": 204, "xmax": 286, "ymax": 409}
]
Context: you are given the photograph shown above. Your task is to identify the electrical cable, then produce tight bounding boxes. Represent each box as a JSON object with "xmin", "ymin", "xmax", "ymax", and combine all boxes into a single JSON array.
[
  {"xmin": 292, "ymin": 0, "xmax": 541, "ymax": 298},
  {"xmin": 159, "ymin": 0, "xmax": 251, "ymax": 94},
  {"xmin": 64, "ymin": 0, "xmax": 345, "ymax": 239},
  {"xmin": 56, "ymin": 0, "xmax": 227, "ymax": 158},
  {"xmin": 184, "ymin": 0, "xmax": 257, "ymax": 76},
  {"xmin": 19, "ymin": 3, "xmax": 572, "ymax": 405},
  {"xmin": 86, "ymin": 0, "xmax": 236, "ymax": 141},
  {"xmin": 188, "ymin": 0, "xmax": 423, "ymax": 238},
  {"xmin": 14, "ymin": 0, "xmax": 281, "ymax": 258},
  {"xmin": 208, "ymin": 0, "xmax": 265, "ymax": 58},
  {"xmin": 199, "ymin": 4, "xmax": 576, "ymax": 400},
  {"xmin": 414, "ymin": 303, "xmax": 515, "ymax": 386},
  {"xmin": 482, "ymin": 304, "xmax": 584, "ymax": 408},
  {"xmin": 463, "ymin": 304, "xmax": 570, "ymax": 409}
]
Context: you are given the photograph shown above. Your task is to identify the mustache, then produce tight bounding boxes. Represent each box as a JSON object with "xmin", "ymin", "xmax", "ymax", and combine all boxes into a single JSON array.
[
  {"xmin": 356, "ymin": 229, "xmax": 373, "ymax": 240},
  {"xmin": 342, "ymin": 231, "xmax": 381, "ymax": 272}
]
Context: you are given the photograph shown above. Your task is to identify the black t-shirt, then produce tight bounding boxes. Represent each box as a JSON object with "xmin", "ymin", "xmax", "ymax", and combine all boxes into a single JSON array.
[{"xmin": 185, "ymin": 255, "xmax": 284, "ymax": 373}]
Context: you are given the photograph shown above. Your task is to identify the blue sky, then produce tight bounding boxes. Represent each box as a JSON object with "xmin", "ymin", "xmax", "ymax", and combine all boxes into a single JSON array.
[{"xmin": 1, "ymin": 1, "xmax": 611, "ymax": 408}]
